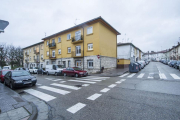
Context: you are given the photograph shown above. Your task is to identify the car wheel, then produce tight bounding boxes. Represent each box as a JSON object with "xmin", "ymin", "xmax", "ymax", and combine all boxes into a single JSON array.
[
  {"xmin": 47, "ymin": 72, "xmax": 49, "ymax": 76},
  {"xmin": 75, "ymin": 73, "xmax": 78, "ymax": 78},
  {"xmin": 10, "ymin": 82, "xmax": 15, "ymax": 90},
  {"xmin": 55, "ymin": 72, "xmax": 57, "ymax": 76},
  {"xmin": 64, "ymin": 73, "xmax": 66, "ymax": 77}
]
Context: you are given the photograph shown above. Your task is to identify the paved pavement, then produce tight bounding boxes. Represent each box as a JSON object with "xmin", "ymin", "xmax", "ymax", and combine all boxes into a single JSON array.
[{"xmin": 11, "ymin": 62, "xmax": 180, "ymax": 120}]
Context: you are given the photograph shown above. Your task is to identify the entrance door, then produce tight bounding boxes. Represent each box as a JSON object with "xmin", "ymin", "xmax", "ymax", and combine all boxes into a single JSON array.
[
  {"xmin": 76, "ymin": 46, "xmax": 81, "ymax": 56},
  {"xmin": 76, "ymin": 60, "xmax": 81, "ymax": 68},
  {"xmin": 68, "ymin": 60, "xmax": 71, "ymax": 67},
  {"xmin": 63, "ymin": 61, "xmax": 66, "ymax": 68},
  {"xmin": 75, "ymin": 30, "xmax": 81, "ymax": 41},
  {"xmin": 52, "ymin": 50, "xmax": 55, "ymax": 57}
]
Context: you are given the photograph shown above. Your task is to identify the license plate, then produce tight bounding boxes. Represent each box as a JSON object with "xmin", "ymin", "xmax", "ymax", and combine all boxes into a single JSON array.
[{"xmin": 24, "ymin": 82, "xmax": 32, "ymax": 84}]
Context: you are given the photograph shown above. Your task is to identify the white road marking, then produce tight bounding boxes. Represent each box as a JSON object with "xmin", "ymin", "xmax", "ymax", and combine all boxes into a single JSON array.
[
  {"xmin": 52, "ymin": 79, "xmax": 63, "ymax": 81},
  {"xmin": 87, "ymin": 93, "xmax": 102, "ymax": 100},
  {"xmin": 116, "ymin": 81, "xmax": 122, "ymax": 84},
  {"xmin": 159, "ymin": 73, "xmax": 167, "ymax": 79},
  {"xmin": 75, "ymin": 79, "xmax": 102, "ymax": 82},
  {"xmin": 127, "ymin": 73, "xmax": 136, "ymax": 78},
  {"xmin": 51, "ymin": 83, "xmax": 80, "ymax": 90},
  {"xmin": 45, "ymin": 78, "xmax": 53, "ymax": 80},
  {"xmin": 59, "ymin": 81, "xmax": 66, "ymax": 83},
  {"xmin": 137, "ymin": 73, "xmax": 145, "ymax": 78},
  {"xmin": 39, "ymin": 86, "xmax": 70, "ymax": 95},
  {"xmin": 120, "ymin": 79, "xmax": 126, "ymax": 82},
  {"xmin": 67, "ymin": 102, "xmax": 86, "ymax": 114},
  {"xmin": 82, "ymin": 84, "xmax": 90, "ymax": 87},
  {"xmin": 36, "ymin": 83, "xmax": 42, "ymax": 86},
  {"xmin": 148, "ymin": 73, "xmax": 154, "ymax": 79},
  {"xmin": 170, "ymin": 74, "xmax": 180, "ymax": 79},
  {"xmin": 76, "ymin": 78, "xmax": 106, "ymax": 80},
  {"xmin": 108, "ymin": 84, "xmax": 117, "ymax": 88},
  {"xmin": 24, "ymin": 89, "xmax": 56, "ymax": 102},
  {"xmin": 100, "ymin": 88, "xmax": 110, "ymax": 93},
  {"xmin": 119, "ymin": 73, "xmax": 129, "ymax": 77},
  {"xmin": 68, "ymin": 80, "xmax": 96, "ymax": 84}
]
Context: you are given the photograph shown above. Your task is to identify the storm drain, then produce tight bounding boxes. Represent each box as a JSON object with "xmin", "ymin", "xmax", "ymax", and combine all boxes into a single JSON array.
[{"xmin": 74, "ymin": 85, "xmax": 82, "ymax": 87}]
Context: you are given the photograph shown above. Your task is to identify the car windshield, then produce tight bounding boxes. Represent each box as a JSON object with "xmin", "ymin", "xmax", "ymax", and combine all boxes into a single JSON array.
[
  {"xmin": 73, "ymin": 67, "xmax": 82, "ymax": 71},
  {"xmin": 2, "ymin": 71, "xmax": 9, "ymax": 75},
  {"xmin": 12, "ymin": 71, "xmax": 31, "ymax": 77}
]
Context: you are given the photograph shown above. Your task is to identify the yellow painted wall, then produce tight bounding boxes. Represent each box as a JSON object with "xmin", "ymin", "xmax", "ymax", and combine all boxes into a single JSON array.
[
  {"xmin": 117, "ymin": 59, "xmax": 130, "ymax": 65},
  {"xmin": 99, "ymin": 23, "xmax": 117, "ymax": 57}
]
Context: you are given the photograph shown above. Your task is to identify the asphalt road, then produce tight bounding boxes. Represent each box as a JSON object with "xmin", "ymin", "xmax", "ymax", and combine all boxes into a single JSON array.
[{"xmin": 14, "ymin": 62, "xmax": 180, "ymax": 120}]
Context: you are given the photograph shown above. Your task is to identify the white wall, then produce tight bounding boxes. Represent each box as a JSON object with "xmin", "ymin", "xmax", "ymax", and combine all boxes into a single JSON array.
[{"xmin": 117, "ymin": 45, "xmax": 131, "ymax": 59}]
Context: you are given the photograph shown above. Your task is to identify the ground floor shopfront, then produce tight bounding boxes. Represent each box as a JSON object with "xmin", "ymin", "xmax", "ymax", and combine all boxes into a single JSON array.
[{"xmin": 24, "ymin": 62, "xmax": 45, "ymax": 69}]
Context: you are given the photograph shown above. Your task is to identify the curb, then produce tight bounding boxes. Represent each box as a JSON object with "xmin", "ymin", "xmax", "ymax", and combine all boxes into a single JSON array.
[{"xmin": 28, "ymin": 102, "xmax": 38, "ymax": 120}]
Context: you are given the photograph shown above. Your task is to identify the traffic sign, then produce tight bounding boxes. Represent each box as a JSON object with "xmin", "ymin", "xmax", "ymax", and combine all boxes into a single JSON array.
[{"xmin": 97, "ymin": 55, "xmax": 100, "ymax": 59}]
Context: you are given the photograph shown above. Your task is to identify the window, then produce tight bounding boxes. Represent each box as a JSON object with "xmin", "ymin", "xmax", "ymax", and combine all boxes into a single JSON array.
[
  {"xmin": 58, "ymin": 37, "xmax": 61, "ymax": 43},
  {"xmin": 46, "ymin": 61, "xmax": 49, "ymax": 65},
  {"xmin": 41, "ymin": 54, "xmax": 43, "ymax": 59},
  {"xmin": 52, "ymin": 50, "xmax": 55, "ymax": 57},
  {"xmin": 58, "ymin": 49, "xmax": 61, "ymax": 54},
  {"xmin": 67, "ymin": 33, "xmax": 71, "ymax": 40},
  {"xmin": 88, "ymin": 43, "xmax": 93, "ymax": 50},
  {"xmin": 87, "ymin": 26, "xmax": 93, "ymax": 34},
  {"xmin": 47, "ymin": 51, "xmax": 49, "ymax": 56},
  {"xmin": 41, "ymin": 45, "xmax": 43, "ymax": 50},
  {"xmin": 47, "ymin": 41, "xmax": 49, "ymax": 46},
  {"xmin": 88, "ymin": 60, "xmax": 93, "ymax": 68},
  {"xmin": 34, "ymin": 56, "xmax": 35, "ymax": 60},
  {"xmin": 58, "ymin": 61, "xmax": 61, "ymax": 65},
  {"xmin": 52, "ymin": 39, "xmax": 55, "ymax": 44},
  {"xmin": 30, "ymin": 56, "xmax": 31, "ymax": 61},
  {"xmin": 68, "ymin": 47, "xmax": 71, "ymax": 53},
  {"xmin": 30, "ymin": 49, "xmax": 31, "ymax": 53}
]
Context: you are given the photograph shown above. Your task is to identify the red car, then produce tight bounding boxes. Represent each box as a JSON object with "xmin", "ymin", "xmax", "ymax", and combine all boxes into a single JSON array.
[
  {"xmin": 62, "ymin": 67, "xmax": 88, "ymax": 77},
  {"xmin": 0, "ymin": 70, "xmax": 12, "ymax": 83}
]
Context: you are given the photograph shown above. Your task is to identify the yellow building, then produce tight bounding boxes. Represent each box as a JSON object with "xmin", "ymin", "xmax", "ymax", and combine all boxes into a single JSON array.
[
  {"xmin": 23, "ymin": 42, "xmax": 44, "ymax": 68},
  {"xmin": 42, "ymin": 16, "xmax": 120, "ymax": 73}
]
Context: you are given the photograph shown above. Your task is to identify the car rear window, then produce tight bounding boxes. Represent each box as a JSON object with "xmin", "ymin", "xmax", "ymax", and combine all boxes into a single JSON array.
[{"xmin": 12, "ymin": 71, "xmax": 30, "ymax": 77}]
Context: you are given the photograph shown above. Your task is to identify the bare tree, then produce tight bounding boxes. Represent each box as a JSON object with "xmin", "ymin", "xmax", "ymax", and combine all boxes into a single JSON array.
[{"xmin": 0, "ymin": 43, "xmax": 8, "ymax": 67}]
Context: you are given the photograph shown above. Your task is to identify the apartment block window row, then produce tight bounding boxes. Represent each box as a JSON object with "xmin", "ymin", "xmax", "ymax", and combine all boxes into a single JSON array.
[
  {"xmin": 47, "ymin": 51, "xmax": 49, "ymax": 56},
  {"xmin": 68, "ymin": 47, "xmax": 71, "ymax": 53},
  {"xmin": 88, "ymin": 43, "xmax": 93, "ymax": 50},
  {"xmin": 67, "ymin": 34, "xmax": 71, "ymax": 40},
  {"xmin": 88, "ymin": 60, "xmax": 93, "ymax": 68},
  {"xmin": 58, "ymin": 49, "xmax": 61, "ymax": 54},
  {"xmin": 58, "ymin": 37, "xmax": 61, "ymax": 43},
  {"xmin": 87, "ymin": 26, "xmax": 93, "ymax": 34}
]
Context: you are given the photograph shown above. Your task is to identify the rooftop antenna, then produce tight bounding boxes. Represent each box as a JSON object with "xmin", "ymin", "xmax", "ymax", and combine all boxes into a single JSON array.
[{"xmin": 74, "ymin": 19, "xmax": 80, "ymax": 25}]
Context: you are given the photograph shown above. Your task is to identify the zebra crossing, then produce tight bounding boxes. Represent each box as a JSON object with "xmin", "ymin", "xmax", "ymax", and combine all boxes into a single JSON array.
[
  {"xmin": 119, "ymin": 72, "xmax": 180, "ymax": 80},
  {"xmin": 23, "ymin": 76, "xmax": 110, "ymax": 102}
]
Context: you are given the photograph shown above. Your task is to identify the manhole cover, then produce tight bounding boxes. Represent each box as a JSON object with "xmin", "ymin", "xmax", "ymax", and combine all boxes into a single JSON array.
[{"xmin": 74, "ymin": 85, "xmax": 82, "ymax": 87}]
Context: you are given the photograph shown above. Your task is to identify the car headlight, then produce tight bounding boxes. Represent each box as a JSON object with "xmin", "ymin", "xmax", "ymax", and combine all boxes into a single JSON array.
[
  {"xmin": 15, "ymin": 80, "xmax": 22, "ymax": 83},
  {"xmin": 32, "ymin": 78, "xmax": 37, "ymax": 81}
]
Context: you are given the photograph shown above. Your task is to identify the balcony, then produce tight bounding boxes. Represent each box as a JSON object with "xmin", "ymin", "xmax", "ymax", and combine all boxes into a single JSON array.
[
  {"xmin": 25, "ymin": 52, "xmax": 29, "ymax": 56},
  {"xmin": 49, "ymin": 54, "xmax": 56, "ymax": 59},
  {"xmin": 71, "ymin": 50, "xmax": 83, "ymax": 58},
  {"xmin": 72, "ymin": 35, "xmax": 83, "ymax": 44},
  {"xmin": 49, "ymin": 43, "xmax": 56, "ymax": 48},
  {"xmin": 34, "ymin": 50, "xmax": 39, "ymax": 54},
  {"xmin": 34, "ymin": 58, "xmax": 40, "ymax": 63}
]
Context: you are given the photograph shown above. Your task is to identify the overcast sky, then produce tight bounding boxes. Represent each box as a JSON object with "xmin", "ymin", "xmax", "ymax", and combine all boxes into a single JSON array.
[{"xmin": 0, "ymin": 0, "xmax": 180, "ymax": 52}]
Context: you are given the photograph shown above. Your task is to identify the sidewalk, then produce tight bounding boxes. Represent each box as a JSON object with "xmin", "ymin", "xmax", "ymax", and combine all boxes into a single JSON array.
[
  {"xmin": 0, "ymin": 83, "xmax": 37, "ymax": 120},
  {"xmin": 89, "ymin": 68, "xmax": 129, "ymax": 77}
]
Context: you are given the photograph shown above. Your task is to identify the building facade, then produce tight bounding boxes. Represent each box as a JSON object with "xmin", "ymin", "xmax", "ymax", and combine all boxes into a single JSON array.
[
  {"xmin": 117, "ymin": 43, "xmax": 143, "ymax": 68},
  {"xmin": 23, "ymin": 42, "xmax": 45, "ymax": 68},
  {"xmin": 42, "ymin": 17, "xmax": 120, "ymax": 73}
]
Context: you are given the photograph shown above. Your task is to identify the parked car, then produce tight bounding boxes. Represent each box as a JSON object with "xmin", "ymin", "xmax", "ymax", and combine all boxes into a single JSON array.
[
  {"xmin": 37, "ymin": 68, "xmax": 46, "ymax": 75},
  {"xmin": 62, "ymin": 67, "xmax": 88, "ymax": 77},
  {"xmin": 137, "ymin": 61, "xmax": 145, "ymax": 69},
  {"xmin": 3, "ymin": 70, "xmax": 37, "ymax": 89},
  {"xmin": 169, "ymin": 60, "xmax": 177, "ymax": 67},
  {"xmin": 14, "ymin": 67, "xmax": 30, "ymax": 73},
  {"xmin": 0, "ymin": 70, "xmax": 12, "ymax": 83},
  {"xmin": 46, "ymin": 65, "xmax": 65, "ymax": 76},
  {"xmin": 135, "ymin": 62, "xmax": 141, "ymax": 70},
  {"xmin": 3, "ymin": 66, "xmax": 11, "ymax": 70},
  {"xmin": 174, "ymin": 61, "xmax": 180, "ymax": 69},
  {"xmin": 29, "ymin": 67, "xmax": 39, "ymax": 74}
]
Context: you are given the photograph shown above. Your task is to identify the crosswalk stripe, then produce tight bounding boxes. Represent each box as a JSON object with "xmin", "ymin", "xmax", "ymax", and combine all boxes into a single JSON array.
[
  {"xmin": 76, "ymin": 78, "xmax": 106, "ymax": 80},
  {"xmin": 45, "ymin": 78, "xmax": 53, "ymax": 80},
  {"xmin": 36, "ymin": 83, "xmax": 42, "ymax": 86},
  {"xmin": 59, "ymin": 81, "xmax": 66, "ymax": 83},
  {"xmin": 108, "ymin": 84, "xmax": 117, "ymax": 88},
  {"xmin": 170, "ymin": 74, "xmax": 180, "ymax": 79},
  {"xmin": 120, "ymin": 79, "xmax": 126, "ymax": 82},
  {"xmin": 51, "ymin": 83, "xmax": 80, "ymax": 90},
  {"xmin": 148, "ymin": 73, "xmax": 154, "ymax": 79},
  {"xmin": 68, "ymin": 80, "xmax": 96, "ymax": 84},
  {"xmin": 87, "ymin": 93, "xmax": 102, "ymax": 100},
  {"xmin": 127, "ymin": 73, "xmax": 136, "ymax": 78},
  {"xmin": 100, "ymin": 88, "xmax": 110, "ymax": 93},
  {"xmin": 67, "ymin": 102, "xmax": 86, "ymax": 114},
  {"xmin": 39, "ymin": 86, "xmax": 70, "ymax": 95},
  {"xmin": 24, "ymin": 89, "xmax": 56, "ymax": 102},
  {"xmin": 52, "ymin": 79, "xmax": 63, "ymax": 81},
  {"xmin": 159, "ymin": 73, "xmax": 167, "ymax": 79},
  {"xmin": 116, "ymin": 81, "xmax": 122, "ymax": 84},
  {"xmin": 75, "ymin": 79, "xmax": 102, "ymax": 82},
  {"xmin": 137, "ymin": 73, "xmax": 145, "ymax": 78},
  {"xmin": 119, "ymin": 73, "xmax": 129, "ymax": 77},
  {"xmin": 82, "ymin": 84, "xmax": 90, "ymax": 87}
]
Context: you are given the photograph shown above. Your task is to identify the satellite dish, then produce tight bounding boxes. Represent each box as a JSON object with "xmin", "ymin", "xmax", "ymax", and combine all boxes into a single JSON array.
[{"xmin": 0, "ymin": 20, "xmax": 9, "ymax": 33}]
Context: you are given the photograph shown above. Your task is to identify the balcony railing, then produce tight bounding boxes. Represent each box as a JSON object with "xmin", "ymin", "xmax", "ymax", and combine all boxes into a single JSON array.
[
  {"xmin": 34, "ymin": 50, "xmax": 39, "ymax": 54},
  {"xmin": 72, "ymin": 35, "xmax": 83, "ymax": 44},
  {"xmin": 49, "ymin": 54, "xmax": 56, "ymax": 59},
  {"xmin": 34, "ymin": 58, "xmax": 40, "ymax": 63},
  {"xmin": 71, "ymin": 50, "xmax": 83, "ymax": 58},
  {"xmin": 49, "ymin": 43, "xmax": 56, "ymax": 48},
  {"xmin": 25, "ymin": 52, "xmax": 29, "ymax": 56}
]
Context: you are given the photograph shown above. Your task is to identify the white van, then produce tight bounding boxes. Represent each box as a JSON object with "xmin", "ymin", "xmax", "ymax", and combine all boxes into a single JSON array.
[
  {"xmin": 3, "ymin": 66, "xmax": 11, "ymax": 70},
  {"xmin": 46, "ymin": 64, "xmax": 65, "ymax": 76}
]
